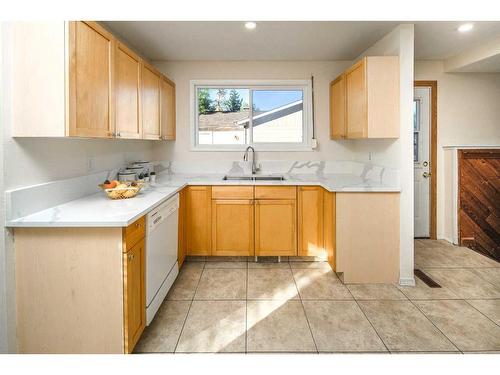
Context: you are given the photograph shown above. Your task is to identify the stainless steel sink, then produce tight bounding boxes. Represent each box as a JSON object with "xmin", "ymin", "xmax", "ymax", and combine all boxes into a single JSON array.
[{"xmin": 222, "ymin": 175, "xmax": 286, "ymax": 181}]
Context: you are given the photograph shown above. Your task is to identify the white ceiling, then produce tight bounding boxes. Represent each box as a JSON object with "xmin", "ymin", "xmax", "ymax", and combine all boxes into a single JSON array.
[{"xmin": 103, "ymin": 21, "xmax": 500, "ymax": 62}]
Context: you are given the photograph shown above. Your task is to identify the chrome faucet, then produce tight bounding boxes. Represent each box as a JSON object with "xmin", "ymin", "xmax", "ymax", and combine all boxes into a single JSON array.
[{"xmin": 243, "ymin": 146, "xmax": 259, "ymax": 174}]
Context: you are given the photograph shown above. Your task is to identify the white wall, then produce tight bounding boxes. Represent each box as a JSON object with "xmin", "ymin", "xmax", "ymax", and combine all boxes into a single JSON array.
[
  {"xmin": 152, "ymin": 60, "xmax": 366, "ymax": 162},
  {"xmin": 355, "ymin": 24, "xmax": 416, "ymax": 285},
  {"xmin": 415, "ymin": 61, "xmax": 500, "ymax": 241},
  {"xmin": 0, "ymin": 23, "xmax": 156, "ymax": 353}
]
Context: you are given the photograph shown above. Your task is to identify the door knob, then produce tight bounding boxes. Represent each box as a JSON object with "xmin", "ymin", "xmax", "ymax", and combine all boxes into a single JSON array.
[
  {"xmin": 423, "ymin": 161, "xmax": 429, "ymax": 167},
  {"xmin": 423, "ymin": 172, "xmax": 431, "ymax": 178}
]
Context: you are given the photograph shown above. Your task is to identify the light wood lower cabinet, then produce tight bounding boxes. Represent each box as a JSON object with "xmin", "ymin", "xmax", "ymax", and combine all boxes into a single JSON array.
[
  {"xmin": 178, "ymin": 188, "xmax": 187, "ymax": 267},
  {"xmin": 212, "ymin": 199, "xmax": 255, "ymax": 256},
  {"xmin": 186, "ymin": 186, "xmax": 212, "ymax": 256},
  {"xmin": 14, "ymin": 216, "xmax": 146, "ymax": 354},
  {"xmin": 336, "ymin": 192, "xmax": 400, "ymax": 283},
  {"xmin": 123, "ymin": 238, "xmax": 145, "ymax": 353},
  {"xmin": 298, "ymin": 186, "xmax": 324, "ymax": 257},
  {"xmin": 323, "ymin": 190, "xmax": 336, "ymax": 271},
  {"xmin": 255, "ymin": 199, "xmax": 297, "ymax": 256}
]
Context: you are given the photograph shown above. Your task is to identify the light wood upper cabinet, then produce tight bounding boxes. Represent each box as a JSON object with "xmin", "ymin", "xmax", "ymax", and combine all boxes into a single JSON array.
[
  {"xmin": 212, "ymin": 199, "xmax": 254, "ymax": 256},
  {"xmin": 330, "ymin": 75, "xmax": 346, "ymax": 139},
  {"xmin": 141, "ymin": 63, "xmax": 161, "ymax": 140},
  {"xmin": 11, "ymin": 21, "xmax": 175, "ymax": 141},
  {"xmin": 298, "ymin": 186, "xmax": 324, "ymax": 257},
  {"xmin": 345, "ymin": 60, "xmax": 367, "ymax": 138},
  {"xmin": 330, "ymin": 56, "xmax": 399, "ymax": 139},
  {"xmin": 115, "ymin": 42, "xmax": 142, "ymax": 139},
  {"xmin": 68, "ymin": 21, "xmax": 115, "ymax": 138},
  {"xmin": 186, "ymin": 186, "xmax": 212, "ymax": 256},
  {"xmin": 123, "ymin": 238, "xmax": 145, "ymax": 354},
  {"xmin": 160, "ymin": 77, "xmax": 176, "ymax": 140}
]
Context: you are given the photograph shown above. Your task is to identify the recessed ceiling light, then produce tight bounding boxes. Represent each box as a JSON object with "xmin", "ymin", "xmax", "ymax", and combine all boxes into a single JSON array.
[
  {"xmin": 244, "ymin": 22, "xmax": 257, "ymax": 30},
  {"xmin": 458, "ymin": 23, "xmax": 474, "ymax": 33}
]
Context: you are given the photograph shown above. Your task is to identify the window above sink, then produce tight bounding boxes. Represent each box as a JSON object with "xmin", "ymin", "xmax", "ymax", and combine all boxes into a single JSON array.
[{"xmin": 190, "ymin": 80, "xmax": 314, "ymax": 152}]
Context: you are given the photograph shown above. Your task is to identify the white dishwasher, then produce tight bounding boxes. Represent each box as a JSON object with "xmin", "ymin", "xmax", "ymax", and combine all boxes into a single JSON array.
[{"xmin": 146, "ymin": 194, "xmax": 179, "ymax": 325}]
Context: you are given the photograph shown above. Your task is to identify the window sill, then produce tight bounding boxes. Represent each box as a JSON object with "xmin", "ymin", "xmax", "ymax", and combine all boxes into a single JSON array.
[{"xmin": 190, "ymin": 145, "xmax": 315, "ymax": 152}]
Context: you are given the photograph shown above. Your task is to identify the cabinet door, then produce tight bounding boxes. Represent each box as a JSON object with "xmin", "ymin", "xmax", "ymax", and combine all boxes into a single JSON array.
[
  {"xmin": 298, "ymin": 187, "xmax": 324, "ymax": 257},
  {"xmin": 115, "ymin": 42, "xmax": 141, "ymax": 139},
  {"xmin": 212, "ymin": 199, "xmax": 254, "ymax": 256},
  {"xmin": 178, "ymin": 188, "xmax": 186, "ymax": 267},
  {"xmin": 68, "ymin": 21, "xmax": 115, "ymax": 138},
  {"xmin": 330, "ymin": 75, "xmax": 346, "ymax": 139},
  {"xmin": 255, "ymin": 199, "xmax": 297, "ymax": 256},
  {"xmin": 186, "ymin": 186, "xmax": 212, "ymax": 256},
  {"xmin": 141, "ymin": 63, "xmax": 161, "ymax": 140},
  {"xmin": 160, "ymin": 77, "xmax": 176, "ymax": 140},
  {"xmin": 345, "ymin": 58, "xmax": 367, "ymax": 139},
  {"xmin": 123, "ymin": 238, "xmax": 145, "ymax": 354}
]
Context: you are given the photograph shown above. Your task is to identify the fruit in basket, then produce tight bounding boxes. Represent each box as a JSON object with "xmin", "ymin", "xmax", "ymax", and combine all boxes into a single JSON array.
[
  {"xmin": 123, "ymin": 189, "xmax": 136, "ymax": 198},
  {"xmin": 103, "ymin": 180, "xmax": 118, "ymax": 189},
  {"xmin": 116, "ymin": 183, "xmax": 128, "ymax": 189}
]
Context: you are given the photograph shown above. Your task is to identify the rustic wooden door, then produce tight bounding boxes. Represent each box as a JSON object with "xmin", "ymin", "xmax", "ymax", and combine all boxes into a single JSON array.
[{"xmin": 458, "ymin": 149, "xmax": 500, "ymax": 261}]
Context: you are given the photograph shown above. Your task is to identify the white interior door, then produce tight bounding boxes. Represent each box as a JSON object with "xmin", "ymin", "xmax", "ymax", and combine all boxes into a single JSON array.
[{"xmin": 414, "ymin": 87, "xmax": 431, "ymax": 238}]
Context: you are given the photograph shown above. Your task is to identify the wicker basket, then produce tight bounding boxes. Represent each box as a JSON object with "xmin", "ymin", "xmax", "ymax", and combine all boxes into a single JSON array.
[{"xmin": 99, "ymin": 182, "xmax": 145, "ymax": 200}]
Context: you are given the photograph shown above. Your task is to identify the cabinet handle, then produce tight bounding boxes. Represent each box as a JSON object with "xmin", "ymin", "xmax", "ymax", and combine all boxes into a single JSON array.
[
  {"xmin": 128, "ymin": 253, "xmax": 135, "ymax": 261},
  {"xmin": 135, "ymin": 222, "xmax": 140, "ymax": 228}
]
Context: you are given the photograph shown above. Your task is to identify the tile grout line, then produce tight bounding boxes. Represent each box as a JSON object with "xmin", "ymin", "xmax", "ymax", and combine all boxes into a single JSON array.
[
  {"xmin": 345, "ymin": 287, "xmax": 390, "ymax": 353},
  {"xmin": 407, "ymin": 298, "xmax": 462, "ymax": 353},
  {"xmin": 173, "ymin": 261, "xmax": 206, "ymax": 354},
  {"xmin": 245, "ymin": 264, "xmax": 249, "ymax": 354},
  {"xmin": 463, "ymin": 299, "xmax": 500, "ymax": 328},
  {"xmin": 290, "ymin": 267, "xmax": 319, "ymax": 354}
]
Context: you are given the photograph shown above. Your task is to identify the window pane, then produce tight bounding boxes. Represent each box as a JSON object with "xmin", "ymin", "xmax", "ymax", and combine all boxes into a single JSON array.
[
  {"xmin": 414, "ymin": 132, "xmax": 419, "ymax": 162},
  {"xmin": 413, "ymin": 99, "xmax": 420, "ymax": 131},
  {"xmin": 251, "ymin": 90, "xmax": 303, "ymax": 143},
  {"xmin": 197, "ymin": 88, "xmax": 250, "ymax": 145}
]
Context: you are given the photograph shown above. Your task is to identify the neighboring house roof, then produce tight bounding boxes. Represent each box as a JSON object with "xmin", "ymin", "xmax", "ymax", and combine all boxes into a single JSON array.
[{"xmin": 198, "ymin": 100, "xmax": 303, "ymax": 132}]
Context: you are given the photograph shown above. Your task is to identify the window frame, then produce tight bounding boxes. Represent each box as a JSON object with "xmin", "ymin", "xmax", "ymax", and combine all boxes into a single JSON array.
[{"xmin": 190, "ymin": 79, "xmax": 313, "ymax": 151}]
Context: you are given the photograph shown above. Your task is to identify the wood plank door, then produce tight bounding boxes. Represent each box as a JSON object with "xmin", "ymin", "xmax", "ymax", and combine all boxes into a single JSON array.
[
  {"xmin": 68, "ymin": 21, "xmax": 115, "ymax": 138},
  {"xmin": 298, "ymin": 186, "xmax": 324, "ymax": 257},
  {"xmin": 345, "ymin": 58, "xmax": 367, "ymax": 139},
  {"xmin": 255, "ymin": 199, "xmax": 297, "ymax": 256},
  {"xmin": 115, "ymin": 42, "xmax": 142, "ymax": 139},
  {"xmin": 160, "ymin": 77, "xmax": 176, "ymax": 140},
  {"xmin": 458, "ymin": 149, "xmax": 500, "ymax": 261},
  {"xmin": 186, "ymin": 186, "xmax": 212, "ymax": 256},
  {"xmin": 212, "ymin": 199, "xmax": 254, "ymax": 256},
  {"xmin": 141, "ymin": 63, "xmax": 161, "ymax": 140},
  {"xmin": 123, "ymin": 238, "xmax": 145, "ymax": 354},
  {"xmin": 330, "ymin": 75, "xmax": 346, "ymax": 139}
]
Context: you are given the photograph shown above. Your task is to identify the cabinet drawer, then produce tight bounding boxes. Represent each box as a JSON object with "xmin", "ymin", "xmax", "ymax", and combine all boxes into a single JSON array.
[
  {"xmin": 255, "ymin": 186, "xmax": 296, "ymax": 200},
  {"xmin": 212, "ymin": 186, "xmax": 254, "ymax": 199},
  {"xmin": 124, "ymin": 216, "xmax": 145, "ymax": 251}
]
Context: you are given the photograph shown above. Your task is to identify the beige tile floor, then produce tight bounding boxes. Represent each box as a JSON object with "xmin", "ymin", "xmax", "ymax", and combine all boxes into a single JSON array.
[{"xmin": 135, "ymin": 241, "xmax": 500, "ymax": 354}]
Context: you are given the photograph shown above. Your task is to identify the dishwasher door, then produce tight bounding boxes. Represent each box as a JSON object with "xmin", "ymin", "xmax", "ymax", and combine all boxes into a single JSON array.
[{"xmin": 146, "ymin": 194, "xmax": 179, "ymax": 323}]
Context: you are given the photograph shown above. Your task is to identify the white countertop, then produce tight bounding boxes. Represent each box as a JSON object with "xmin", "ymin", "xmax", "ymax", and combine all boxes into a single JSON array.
[{"xmin": 6, "ymin": 172, "xmax": 400, "ymax": 228}]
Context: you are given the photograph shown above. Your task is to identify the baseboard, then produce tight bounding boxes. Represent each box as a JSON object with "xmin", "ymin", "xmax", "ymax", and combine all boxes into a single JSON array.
[{"xmin": 399, "ymin": 277, "xmax": 415, "ymax": 286}]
